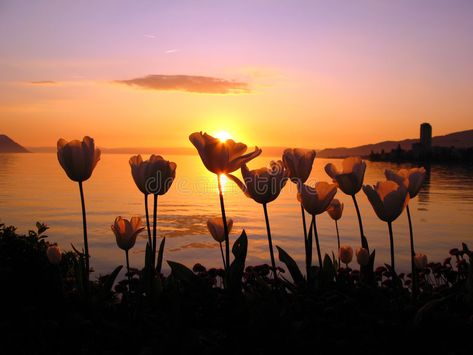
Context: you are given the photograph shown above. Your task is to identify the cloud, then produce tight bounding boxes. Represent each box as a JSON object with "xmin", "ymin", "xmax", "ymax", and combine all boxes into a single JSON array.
[
  {"xmin": 28, "ymin": 81, "xmax": 58, "ymax": 85},
  {"xmin": 115, "ymin": 74, "xmax": 250, "ymax": 94}
]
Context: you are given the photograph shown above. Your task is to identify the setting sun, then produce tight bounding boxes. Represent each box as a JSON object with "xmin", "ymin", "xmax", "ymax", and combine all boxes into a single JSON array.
[{"xmin": 214, "ymin": 131, "xmax": 232, "ymax": 142}]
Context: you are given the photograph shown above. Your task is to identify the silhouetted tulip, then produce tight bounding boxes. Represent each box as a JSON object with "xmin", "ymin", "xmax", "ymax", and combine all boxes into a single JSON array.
[
  {"xmin": 57, "ymin": 136, "xmax": 101, "ymax": 182},
  {"xmin": 325, "ymin": 157, "xmax": 366, "ymax": 196},
  {"xmin": 356, "ymin": 247, "xmax": 370, "ymax": 266},
  {"xmin": 282, "ymin": 148, "xmax": 316, "ymax": 184},
  {"xmin": 228, "ymin": 160, "xmax": 288, "ymax": 204},
  {"xmin": 47, "ymin": 245, "xmax": 62, "ymax": 265},
  {"xmin": 385, "ymin": 167, "xmax": 426, "ymax": 198},
  {"xmin": 298, "ymin": 182, "xmax": 338, "ymax": 216},
  {"xmin": 189, "ymin": 131, "xmax": 262, "ymax": 175},
  {"xmin": 326, "ymin": 199, "xmax": 344, "ymax": 221},
  {"xmin": 129, "ymin": 154, "xmax": 177, "ymax": 195},
  {"xmin": 111, "ymin": 216, "xmax": 144, "ymax": 251},
  {"xmin": 339, "ymin": 245, "xmax": 353, "ymax": 265},
  {"xmin": 207, "ymin": 217, "xmax": 234, "ymax": 243},
  {"xmin": 414, "ymin": 253, "xmax": 428, "ymax": 270},
  {"xmin": 363, "ymin": 181, "xmax": 409, "ymax": 223},
  {"xmin": 363, "ymin": 180, "xmax": 409, "ymax": 272}
]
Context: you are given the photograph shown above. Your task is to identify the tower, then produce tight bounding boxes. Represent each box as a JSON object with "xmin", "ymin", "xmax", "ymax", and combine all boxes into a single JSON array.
[{"xmin": 420, "ymin": 122, "xmax": 432, "ymax": 150}]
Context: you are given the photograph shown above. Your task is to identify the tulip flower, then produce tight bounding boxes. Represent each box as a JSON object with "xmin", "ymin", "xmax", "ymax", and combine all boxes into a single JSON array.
[
  {"xmin": 57, "ymin": 136, "xmax": 101, "ymax": 282},
  {"xmin": 47, "ymin": 245, "xmax": 62, "ymax": 265},
  {"xmin": 282, "ymin": 148, "xmax": 316, "ymax": 269},
  {"xmin": 325, "ymin": 157, "xmax": 368, "ymax": 249},
  {"xmin": 228, "ymin": 161, "xmax": 288, "ymax": 280},
  {"xmin": 385, "ymin": 167, "xmax": 426, "ymax": 295},
  {"xmin": 190, "ymin": 131, "xmax": 261, "ymax": 272},
  {"xmin": 326, "ymin": 199, "xmax": 344, "ymax": 265},
  {"xmin": 363, "ymin": 180, "xmax": 409, "ymax": 272},
  {"xmin": 298, "ymin": 182, "xmax": 337, "ymax": 270},
  {"xmin": 339, "ymin": 245, "xmax": 353, "ymax": 266},
  {"xmin": 414, "ymin": 253, "xmax": 428, "ymax": 270},
  {"xmin": 111, "ymin": 216, "xmax": 145, "ymax": 288},
  {"xmin": 207, "ymin": 217, "xmax": 234, "ymax": 269},
  {"xmin": 356, "ymin": 247, "xmax": 370, "ymax": 267},
  {"xmin": 129, "ymin": 155, "xmax": 176, "ymax": 269}
]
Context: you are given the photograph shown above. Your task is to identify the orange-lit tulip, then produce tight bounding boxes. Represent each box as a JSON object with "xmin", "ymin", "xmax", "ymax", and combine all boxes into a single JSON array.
[
  {"xmin": 414, "ymin": 253, "xmax": 428, "ymax": 270},
  {"xmin": 356, "ymin": 247, "xmax": 370, "ymax": 266},
  {"xmin": 228, "ymin": 160, "xmax": 288, "ymax": 204},
  {"xmin": 385, "ymin": 167, "xmax": 426, "ymax": 199},
  {"xmin": 298, "ymin": 182, "xmax": 338, "ymax": 216},
  {"xmin": 339, "ymin": 245, "xmax": 353, "ymax": 265},
  {"xmin": 129, "ymin": 154, "xmax": 177, "ymax": 195},
  {"xmin": 326, "ymin": 199, "xmax": 344, "ymax": 221},
  {"xmin": 111, "ymin": 216, "xmax": 145, "ymax": 251},
  {"xmin": 363, "ymin": 181, "xmax": 409, "ymax": 223},
  {"xmin": 57, "ymin": 136, "xmax": 101, "ymax": 182},
  {"xmin": 47, "ymin": 245, "xmax": 62, "ymax": 265},
  {"xmin": 325, "ymin": 157, "xmax": 366, "ymax": 196},
  {"xmin": 207, "ymin": 217, "xmax": 234, "ymax": 243},
  {"xmin": 189, "ymin": 132, "xmax": 262, "ymax": 175},
  {"xmin": 282, "ymin": 148, "xmax": 316, "ymax": 184}
]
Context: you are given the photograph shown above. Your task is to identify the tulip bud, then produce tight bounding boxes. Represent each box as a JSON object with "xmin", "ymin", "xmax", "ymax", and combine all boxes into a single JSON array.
[
  {"xmin": 339, "ymin": 245, "xmax": 353, "ymax": 265},
  {"xmin": 326, "ymin": 199, "xmax": 344, "ymax": 221},
  {"xmin": 47, "ymin": 245, "xmax": 62, "ymax": 265},
  {"xmin": 356, "ymin": 247, "xmax": 370, "ymax": 266},
  {"xmin": 57, "ymin": 136, "xmax": 101, "ymax": 182},
  {"xmin": 414, "ymin": 253, "xmax": 428, "ymax": 270},
  {"xmin": 111, "ymin": 216, "xmax": 145, "ymax": 251},
  {"xmin": 207, "ymin": 217, "xmax": 233, "ymax": 243}
]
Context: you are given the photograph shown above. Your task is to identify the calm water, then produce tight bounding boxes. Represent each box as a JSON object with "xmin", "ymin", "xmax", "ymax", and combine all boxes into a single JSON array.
[{"xmin": 1, "ymin": 153, "xmax": 472, "ymax": 275}]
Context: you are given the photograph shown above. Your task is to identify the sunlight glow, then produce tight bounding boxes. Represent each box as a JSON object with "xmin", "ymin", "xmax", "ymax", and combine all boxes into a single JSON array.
[
  {"xmin": 219, "ymin": 174, "xmax": 228, "ymax": 193},
  {"xmin": 214, "ymin": 131, "xmax": 232, "ymax": 142}
]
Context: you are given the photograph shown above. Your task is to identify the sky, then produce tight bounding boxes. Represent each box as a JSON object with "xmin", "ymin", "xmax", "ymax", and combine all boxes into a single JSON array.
[{"xmin": 1, "ymin": 0, "xmax": 472, "ymax": 149}]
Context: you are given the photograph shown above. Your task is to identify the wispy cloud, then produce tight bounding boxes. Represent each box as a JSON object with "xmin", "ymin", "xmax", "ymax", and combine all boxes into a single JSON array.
[
  {"xmin": 28, "ymin": 80, "xmax": 58, "ymax": 85},
  {"xmin": 165, "ymin": 48, "xmax": 179, "ymax": 54},
  {"xmin": 143, "ymin": 34, "xmax": 156, "ymax": 39},
  {"xmin": 115, "ymin": 74, "xmax": 250, "ymax": 94}
]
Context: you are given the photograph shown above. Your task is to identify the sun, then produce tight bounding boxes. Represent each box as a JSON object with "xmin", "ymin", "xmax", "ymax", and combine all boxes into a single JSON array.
[{"xmin": 214, "ymin": 131, "xmax": 232, "ymax": 142}]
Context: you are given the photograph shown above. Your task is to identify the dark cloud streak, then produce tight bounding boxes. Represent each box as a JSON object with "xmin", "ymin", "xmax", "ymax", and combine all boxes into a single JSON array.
[{"xmin": 116, "ymin": 74, "xmax": 250, "ymax": 94}]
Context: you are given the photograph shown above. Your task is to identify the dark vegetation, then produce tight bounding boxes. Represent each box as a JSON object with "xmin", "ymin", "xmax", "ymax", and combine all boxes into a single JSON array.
[{"xmin": 1, "ymin": 222, "xmax": 472, "ymax": 355}]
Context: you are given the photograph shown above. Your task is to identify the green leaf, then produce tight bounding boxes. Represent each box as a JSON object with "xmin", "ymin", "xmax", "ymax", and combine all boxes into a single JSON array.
[
  {"xmin": 156, "ymin": 237, "xmax": 166, "ymax": 274},
  {"xmin": 167, "ymin": 261, "xmax": 198, "ymax": 286},
  {"xmin": 104, "ymin": 265, "xmax": 123, "ymax": 293},
  {"xmin": 322, "ymin": 254, "xmax": 335, "ymax": 281},
  {"xmin": 229, "ymin": 230, "xmax": 248, "ymax": 290},
  {"xmin": 277, "ymin": 246, "xmax": 305, "ymax": 287}
]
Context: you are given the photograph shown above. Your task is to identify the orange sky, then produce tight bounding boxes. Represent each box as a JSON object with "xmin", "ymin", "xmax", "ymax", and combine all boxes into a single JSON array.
[{"xmin": 1, "ymin": 1, "xmax": 472, "ymax": 149}]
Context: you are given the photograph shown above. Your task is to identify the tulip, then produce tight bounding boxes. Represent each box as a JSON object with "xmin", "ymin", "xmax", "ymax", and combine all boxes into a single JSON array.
[
  {"xmin": 414, "ymin": 253, "xmax": 428, "ymax": 270},
  {"xmin": 363, "ymin": 180, "xmax": 409, "ymax": 272},
  {"xmin": 47, "ymin": 245, "xmax": 62, "ymax": 265},
  {"xmin": 326, "ymin": 199, "xmax": 344, "ymax": 263},
  {"xmin": 356, "ymin": 247, "xmax": 370, "ymax": 267},
  {"xmin": 385, "ymin": 167, "xmax": 426, "ymax": 295},
  {"xmin": 129, "ymin": 155, "xmax": 176, "ymax": 269},
  {"xmin": 298, "ymin": 182, "xmax": 337, "ymax": 269},
  {"xmin": 283, "ymin": 148, "xmax": 316, "ymax": 269},
  {"xmin": 111, "ymin": 216, "xmax": 145, "ymax": 288},
  {"xmin": 325, "ymin": 157, "xmax": 368, "ymax": 249},
  {"xmin": 228, "ymin": 161, "xmax": 288, "ymax": 281},
  {"xmin": 57, "ymin": 136, "xmax": 101, "ymax": 282},
  {"xmin": 339, "ymin": 245, "xmax": 353, "ymax": 266},
  {"xmin": 207, "ymin": 217, "xmax": 234, "ymax": 269},
  {"xmin": 189, "ymin": 132, "xmax": 261, "ymax": 273}
]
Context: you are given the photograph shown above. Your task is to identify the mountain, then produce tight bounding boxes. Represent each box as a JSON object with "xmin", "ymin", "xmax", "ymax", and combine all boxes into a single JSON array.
[
  {"xmin": 317, "ymin": 129, "xmax": 473, "ymax": 158},
  {"xmin": 0, "ymin": 135, "xmax": 30, "ymax": 153}
]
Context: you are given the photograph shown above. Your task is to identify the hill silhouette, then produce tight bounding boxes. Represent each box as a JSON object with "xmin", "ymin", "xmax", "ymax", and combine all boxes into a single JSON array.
[{"xmin": 0, "ymin": 135, "xmax": 29, "ymax": 153}]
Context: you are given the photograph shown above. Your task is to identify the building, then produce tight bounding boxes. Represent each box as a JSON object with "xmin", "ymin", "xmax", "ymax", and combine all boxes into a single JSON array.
[{"xmin": 412, "ymin": 122, "xmax": 432, "ymax": 160}]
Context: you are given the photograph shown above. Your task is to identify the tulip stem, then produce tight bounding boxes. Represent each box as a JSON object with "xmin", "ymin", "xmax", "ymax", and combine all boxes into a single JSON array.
[
  {"xmin": 217, "ymin": 176, "xmax": 230, "ymax": 272},
  {"xmin": 219, "ymin": 242, "xmax": 226, "ymax": 271},
  {"xmin": 301, "ymin": 203, "xmax": 310, "ymax": 277},
  {"xmin": 78, "ymin": 181, "xmax": 89, "ymax": 283},
  {"xmin": 352, "ymin": 194, "xmax": 368, "ymax": 250},
  {"xmin": 387, "ymin": 221, "xmax": 395, "ymax": 273},
  {"xmin": 152, "ymin": 194, "xmax": 158, "ymax": 268},
  {"xmin": 263, "ymin": 203, "xmax": 278, "ymax": 282},
  {"xmin": 406, "ymin": 204, "xmax": 418, "ymax": 296},
  {"xmin": 335, "ymin": 220, "xmax": 341, "ymax": 269},
  {"xmin": 312, "ymin": 214, "xmax": 322, "ymax": 269},
  {"xmin": 144, "ymin": 194, "xmax": 152, "ymax": 248},
  {"xmin": 125, "ymin": 249, "xmax": 132, "ymax": 293}
]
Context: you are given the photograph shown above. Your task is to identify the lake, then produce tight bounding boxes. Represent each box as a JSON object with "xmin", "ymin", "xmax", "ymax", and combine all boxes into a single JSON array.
[{"xmin": 0, "ymin": 152, "xmax": 472, "ymax": 276}]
